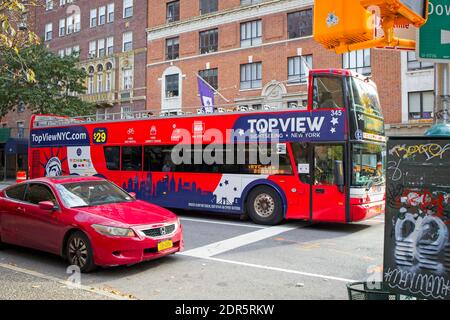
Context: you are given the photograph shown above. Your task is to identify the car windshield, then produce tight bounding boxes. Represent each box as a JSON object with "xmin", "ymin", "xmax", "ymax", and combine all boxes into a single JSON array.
[
  {"xmin": 351, "ymin": 143, "xmax": 386, "ymax": 188},
  {"xmin": 55, "ymin": 180, "xmax": 135, "ymax": 208}
]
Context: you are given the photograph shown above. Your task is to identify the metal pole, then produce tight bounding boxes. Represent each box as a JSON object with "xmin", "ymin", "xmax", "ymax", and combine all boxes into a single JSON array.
[{"xmin": 442, "ymin": 63, "xmax": 450, "ymax": 124}]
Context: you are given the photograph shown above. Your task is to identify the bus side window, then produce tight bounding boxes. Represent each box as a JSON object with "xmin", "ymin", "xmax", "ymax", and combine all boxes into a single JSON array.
[
  {"xmin": 122, "ymin": 146, "xmax": 142, "ymax": 171},
  {"xmin": 144, "ymin": 145, "xmax": 174, "ymax": 172},
  {"xmin": 104, "ymin": 146, "xmax": 120, "ymax": 170}
]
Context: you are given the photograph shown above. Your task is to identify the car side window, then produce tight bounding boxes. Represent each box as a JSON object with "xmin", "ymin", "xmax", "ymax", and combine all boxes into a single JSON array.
[
  {"xmin": 25, "ymin": 184, "xmax": 57, "ymax": 205},
  {"xmin": 5, "ymin": 184, "xmax": 27, "ymax": 201}
]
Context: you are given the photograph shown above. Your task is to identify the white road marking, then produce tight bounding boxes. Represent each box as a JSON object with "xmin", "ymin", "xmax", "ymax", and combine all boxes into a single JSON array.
[
  {"xmin": 180, "ymin": 225, "xmax": 297, "ymax": 258},
  {"xmin": 203, "ymin": 257, "xmax": 358, "ymax": 283},
  {"xmin": 180, "ymin": 217, "xmax": 267, "ymax": 229},
  {"xmin": 0, "ymin": 263, "xmax": 132, "ymax": 300}
]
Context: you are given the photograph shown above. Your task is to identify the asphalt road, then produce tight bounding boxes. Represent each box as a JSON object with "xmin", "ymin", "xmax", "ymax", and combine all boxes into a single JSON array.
[{"xmin": 0, "ymin": 181, "xmax": 385, "ymax": 300}]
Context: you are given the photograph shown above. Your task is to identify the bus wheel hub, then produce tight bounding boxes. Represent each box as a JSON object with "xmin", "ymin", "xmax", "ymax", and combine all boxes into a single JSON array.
[{"xmin": 254, "ymin": 194, "xmax": 275, "ymax": 217}]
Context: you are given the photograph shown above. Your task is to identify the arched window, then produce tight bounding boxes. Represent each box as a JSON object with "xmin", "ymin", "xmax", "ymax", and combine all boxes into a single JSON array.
[{"xmin": 105, "ymin": 62, "xmax": 113, "ymax": 92}]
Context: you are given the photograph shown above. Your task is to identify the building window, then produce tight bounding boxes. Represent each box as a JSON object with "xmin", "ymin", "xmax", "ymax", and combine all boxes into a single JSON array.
[
  {"xmin": 409, "ymin": 91, "xmax": 434, "ymax": 120},
  {"xmin": 241, "ymin": 0, "xmax": 262, "ymax": 5},
  {"xmin": 88, "ymin": 66, "xmax": 95, "ymax": 94},
  {"xmin": 165, "ymin": 74, "xmax": 179, "ymax": 98},
  {"xmin": 343, "ymin": 49, "xmax": 371, "ymax": 75},
  {"xmin": 240, "ymin": 62, "xmax": 262, "ymax": 90},
  {"xmin": 73, "ymin": 45, "xmax": 80, "ymax": 57},
  {"xmin": 59, "ymin": 18, "xmax": 65, "ymax": 37},
  {"xmin": 98, "ymin": 39, "xmax": 105, "ymax": 57},
  {"xmin": 90, "ymin": 8, "xmax": 97, "ymax": 27},
  {"xmin": 106, "ymin": 63, "xmax": 113, "ymax": 91},
  {"xmin": 121, "ymin": 106, "xmax": 132, "ymax": 119},
  {"xmin": 287, "ymin": 9, "xmax": 313, "ymax": 39},
  {"xmin": 123, "ymin": 68, "xmax": 133, "ymax": 90},
  {"xmin": 97, "ymin": 65, "xmax": 103, "ymax": 93},
  {"xmin": 199, "ymin": 68, "xmax": 218, "ymax": 90},
  {"xmin": 17, "ymin": 122, "xmax": 25, "ymax": 139},
  {"xmin": 166, "ymin": 37, "xmax": 179, "ymax": 60},
  {"xmin": 407, "ymin": 51, "xmax": 434, "ymax": 71},
  {"xmin": 58, "ymin": 49, "xmax": 65, "ymax": 58},
  {"xmin": 288, "ymin": 55, "xmax": 312, "ymax": 84},
  {"xmin": 123, "ymin": 0, "xmax": 133, "ymax": 18},
  {"xmin": 166, "ymin": 1, "xmax": 180, "ymax": 23},
  {"xmin": 45, "ymin": 23, "xmax": 52, "ymax": 41},
  {"xmin": 199, "ymin": 29, "xmax": 218, "ymax": 54},
  {"xmin": 241, "ymin": 20, "xmax": 262, "ymax": 47},
  {"xmin": 107, "ymin": 36, "xmax": 114, "ymax": 55},
  {"xmin": 122, "ymin": 31, "xmax": 133, "ymax": 52},
  {"xmin": 46, "ymin": 0, "xmax": 53, "ymax": 10},
  {"xmin": 99, "ymin": 6, "xmax": 106, "ymax": 25},
  {"xmin": 65, "ymin": 47, "xmax": 72, "ymax": 56},
  {"xmin": 89, "ymin": 40, "xmax": 97, "ymax": 58},
  {"xmin": 17, "ymin": 101, "xmax": 25, "ymax": 113},
  {"xmin": 71, "ymin": 13, "xmax": 80, "ymax": 33},
  {"xmin": 107, "ymin": 3, "xmax": 115, "ymax": 23},
  {"xmin": 200, "ymin": 0, "xmax": 218, "ymax": 15}
]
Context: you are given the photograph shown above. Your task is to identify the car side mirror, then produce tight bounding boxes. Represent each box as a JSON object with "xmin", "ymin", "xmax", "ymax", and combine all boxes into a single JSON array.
[
  {"xmin": 129, "ymin": 192, "xmax": 136, "ymax": 199},
  {"xmin": 39, "ymin": 201, "xmax": 57, "ymax": 211},
  {"xmin": 334, "ymin": 160, "xmax": 345, "ymax": 193}
]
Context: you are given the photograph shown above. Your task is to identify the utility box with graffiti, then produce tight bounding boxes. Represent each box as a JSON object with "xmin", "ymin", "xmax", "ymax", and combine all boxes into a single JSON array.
[{"xmin": 384, "ymin": 137, "xmax": 450, "ymax": 300}]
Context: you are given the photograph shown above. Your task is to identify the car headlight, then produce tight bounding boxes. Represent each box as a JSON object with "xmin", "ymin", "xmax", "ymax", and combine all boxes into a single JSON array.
[{"xmin": 92, "ymin": 224, "xmax": 135, "ymax": 237}]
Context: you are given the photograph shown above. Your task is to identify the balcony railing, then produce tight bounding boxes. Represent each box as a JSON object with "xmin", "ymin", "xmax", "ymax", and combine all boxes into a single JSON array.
[{"xmin": 81, "ymin": 91, "xmax": 115, "ymax": 106}]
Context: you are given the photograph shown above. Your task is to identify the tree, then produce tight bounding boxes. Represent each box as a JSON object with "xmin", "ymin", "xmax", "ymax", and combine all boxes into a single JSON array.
[
  {"xmin": 0, "ymin": 44, "xmax": 95, "ymax": 117},
  {"xmin": 0, "ymin": 0, "xmax": 41, "ymax": 83}
]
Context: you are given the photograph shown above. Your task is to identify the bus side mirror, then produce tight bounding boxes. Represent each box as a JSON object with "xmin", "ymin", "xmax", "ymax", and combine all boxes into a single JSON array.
[{"xmin": 334, "ymin": 160, "xmax": 345, "ymax": 193}]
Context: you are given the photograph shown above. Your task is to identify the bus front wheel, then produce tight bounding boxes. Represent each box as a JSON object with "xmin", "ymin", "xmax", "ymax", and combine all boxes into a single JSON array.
[{"xmin": 247, "ymin": 186, "xmax": 284, "ymax": 225}]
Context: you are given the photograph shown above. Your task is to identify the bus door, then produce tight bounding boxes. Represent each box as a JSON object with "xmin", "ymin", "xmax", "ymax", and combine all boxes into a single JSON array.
[{"xmin": 311, "ymin": 144, "xmax": 346, "ymax": 222}]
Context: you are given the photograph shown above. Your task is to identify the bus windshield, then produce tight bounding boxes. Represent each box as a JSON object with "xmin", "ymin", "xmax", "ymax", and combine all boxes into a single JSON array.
[
  {"xmin": 351, "ymin": 143, "xmax": 385, "ymax": 188},
  {"xmin": 351, "ymin": 77, "xmax": 382, "ymax": 118}
]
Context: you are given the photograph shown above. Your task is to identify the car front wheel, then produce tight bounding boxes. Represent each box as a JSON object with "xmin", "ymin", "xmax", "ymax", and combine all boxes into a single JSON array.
[{"xmin": 66, "ymin": 232, "xmax": 96, "ymax": 273}]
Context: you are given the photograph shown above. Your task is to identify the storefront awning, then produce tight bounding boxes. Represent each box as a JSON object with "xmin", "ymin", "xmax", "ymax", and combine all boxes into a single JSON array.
[{"xmin": 5, "ymin": 138, "xmax": 28, "ymax": 155}]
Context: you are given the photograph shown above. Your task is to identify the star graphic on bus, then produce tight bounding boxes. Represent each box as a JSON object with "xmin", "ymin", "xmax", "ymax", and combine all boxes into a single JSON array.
[
  {"xmin": 330, "ymin": 127, "xmax": 336, "ymax": 134},
  {"xmin": 331, "ymin": 117, "xmax": 339, "ymax": 126}
]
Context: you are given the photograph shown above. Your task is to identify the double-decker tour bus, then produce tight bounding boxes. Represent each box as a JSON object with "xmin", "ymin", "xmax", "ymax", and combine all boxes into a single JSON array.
[{"xmin": 28, "ymin": 69, "xmax": 386, "ymax": 225}]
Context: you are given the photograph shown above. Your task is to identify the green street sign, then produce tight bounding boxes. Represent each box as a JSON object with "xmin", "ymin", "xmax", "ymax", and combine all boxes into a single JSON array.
[{"xmin": 417, "ymin": 0, "xmax": 450, "ymax": 63}]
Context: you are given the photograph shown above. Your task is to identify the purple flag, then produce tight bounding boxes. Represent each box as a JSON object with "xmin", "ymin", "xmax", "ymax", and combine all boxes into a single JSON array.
[{"xmin": 197, "ymin": 76, "xmax": 215, "ymax": 113}]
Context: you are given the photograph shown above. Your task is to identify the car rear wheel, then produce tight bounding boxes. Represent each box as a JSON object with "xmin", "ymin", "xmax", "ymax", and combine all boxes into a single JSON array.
[
  {"xmin": 66, "ymin": 232, "xmax": 96, "ymax": 273},
  {"xmin": 247, "ymin": 186, "xmax": 284, "ymax": 226}
]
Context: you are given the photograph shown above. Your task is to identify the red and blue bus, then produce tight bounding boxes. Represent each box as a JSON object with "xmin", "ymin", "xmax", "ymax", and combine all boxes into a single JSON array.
[{"xmin": 29, "ymin": 69, "xmax": 386, "ymax": 225}]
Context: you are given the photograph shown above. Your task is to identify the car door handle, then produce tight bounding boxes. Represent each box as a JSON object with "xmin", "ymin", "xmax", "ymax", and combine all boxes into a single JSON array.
[
  {"xmin": 315, "ymin": 189, "xmax": 325, "ymax": 194},
  {"xmin": 16, "ymin": 207, "xmax": 26, "ymax": 213}
]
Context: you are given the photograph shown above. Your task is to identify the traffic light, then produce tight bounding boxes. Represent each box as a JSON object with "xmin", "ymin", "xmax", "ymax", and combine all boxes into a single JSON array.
[
  {"xmin": 360, "ymin": 0, "xmax": 429, "ymax": 27},
  {"xmin": 313, "ymin": 0, "xmax": 429, "ymax": 53},
  {"xmin": 313, "ymin": 0, "xmax": 375, "ymax": 52}
]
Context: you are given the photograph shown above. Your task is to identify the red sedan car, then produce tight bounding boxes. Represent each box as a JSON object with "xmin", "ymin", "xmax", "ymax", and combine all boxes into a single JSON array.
[{"xmin": 0, "ymin": 176, "xmax": 183, "ymax": 272}]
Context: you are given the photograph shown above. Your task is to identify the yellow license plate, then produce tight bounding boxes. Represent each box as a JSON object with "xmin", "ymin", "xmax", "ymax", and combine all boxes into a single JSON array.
[{"xmin": 157, "ymin": 239, "xmax": 173, "ymax": 252}]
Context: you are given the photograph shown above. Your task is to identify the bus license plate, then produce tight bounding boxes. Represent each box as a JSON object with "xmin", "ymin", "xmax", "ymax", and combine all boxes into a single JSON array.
[{"xmin": 158, "ymin": 239, "xmax": 173, "ymax": 252}]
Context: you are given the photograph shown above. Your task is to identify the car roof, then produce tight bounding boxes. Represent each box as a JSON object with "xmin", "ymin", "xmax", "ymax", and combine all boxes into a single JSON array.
[{"xmin": 28, "ymin": 176, "xmax": 105, "ymax": 185}]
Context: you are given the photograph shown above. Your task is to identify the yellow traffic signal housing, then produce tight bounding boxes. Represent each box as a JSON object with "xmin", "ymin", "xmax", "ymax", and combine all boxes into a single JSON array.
[
  {"xmin": 360, "ymin": 0, "xmax": 429, "ymax": 27},
  {"xmin": 313, "ymin": 0, "xmax": 429, "ymax": 53},
  {"xmin": 314, "ymin": 0, "xmax": 375, "ymax": 51}
]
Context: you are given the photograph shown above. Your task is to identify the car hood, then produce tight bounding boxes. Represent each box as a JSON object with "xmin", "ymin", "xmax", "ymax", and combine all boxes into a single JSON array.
[{"xmin": 74, "ymin": 201, "xmax": 177, "ymax": 226}]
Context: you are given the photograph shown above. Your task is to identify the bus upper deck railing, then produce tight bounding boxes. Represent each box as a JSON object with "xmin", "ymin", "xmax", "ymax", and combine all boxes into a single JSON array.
[{"xmin": 32, "ymin": 103, "xmax": 308, "ymax": 128}]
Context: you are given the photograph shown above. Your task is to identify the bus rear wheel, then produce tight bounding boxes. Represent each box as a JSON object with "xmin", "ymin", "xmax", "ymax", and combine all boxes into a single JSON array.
[{"xmin": 247, "ymin": 186, "xmax": 284, "ymax": 225}]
